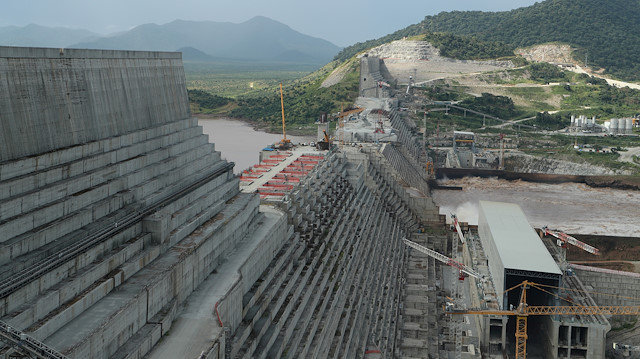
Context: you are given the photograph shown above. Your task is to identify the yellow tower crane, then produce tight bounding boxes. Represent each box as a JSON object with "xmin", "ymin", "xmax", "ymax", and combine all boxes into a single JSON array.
[
  {"xmin": 447, "ymin": 280, "xmax": 640, "ymax": 359},
  {"xmin": 275, "ymin": 83, "xmax": 292, "ymax": 150}
]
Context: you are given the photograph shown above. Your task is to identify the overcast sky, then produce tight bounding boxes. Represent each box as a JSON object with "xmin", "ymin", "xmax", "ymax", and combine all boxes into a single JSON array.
[{"xmin": 2, "ymin": 0, "xmax": 540, "ymax": 47}]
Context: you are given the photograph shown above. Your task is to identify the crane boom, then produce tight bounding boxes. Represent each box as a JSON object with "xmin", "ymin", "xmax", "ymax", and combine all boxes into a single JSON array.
[
  {"xmin": 451, "ymin": 214, "xmax": 465, "ymax": 244},
  {"xmin": 447, "ymin": 280, "xmax": 640, "ymax": 359},
  {"xmin": 403, "ymin": 239, "xmax": 485, "ymax": 281},
  {"xmin": 542, "ymin": 226, "xmax": 600, "ymax": 255},
  {"xmin": 452, "ymin": 305, "xmax": 640, "ymax": 316}
]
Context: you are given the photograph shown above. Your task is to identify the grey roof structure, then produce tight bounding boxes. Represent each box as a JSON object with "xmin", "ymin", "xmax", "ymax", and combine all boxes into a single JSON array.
[{"xmin": 479, "ymin": 200, "xmax": 561, "ymax": 275}]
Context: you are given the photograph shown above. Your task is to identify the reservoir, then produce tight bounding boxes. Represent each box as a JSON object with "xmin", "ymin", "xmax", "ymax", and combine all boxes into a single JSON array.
[
  {"xmin": 198, "ymin": 117, "xmax": 314, "ymax": 173},
  {"xmin": 198, "ymin": 117, "xmax": 640, "ymax": 238}
]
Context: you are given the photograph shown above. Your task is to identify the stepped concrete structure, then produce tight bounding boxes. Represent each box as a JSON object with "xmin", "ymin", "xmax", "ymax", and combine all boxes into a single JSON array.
[
  {"xmin": 0, "ymin": 46, "xmax": 447, "ymax": 359},
  {"xmin": 1, "ymin": 43, "xmax": 624, "ymax": 359}
]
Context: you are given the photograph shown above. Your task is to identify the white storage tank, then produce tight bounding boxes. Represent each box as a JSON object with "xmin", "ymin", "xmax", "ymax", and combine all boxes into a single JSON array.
[
  {"xmin": 618, "ymin": 118, "xmax": 627, "ymax": 132},
  {"xmin": 610, "ymin": 118, "xmax": 619, "ymax": 134},
  {"xmin": 626, "ymin": 118, "xmax": 633, "ymax": 134}
]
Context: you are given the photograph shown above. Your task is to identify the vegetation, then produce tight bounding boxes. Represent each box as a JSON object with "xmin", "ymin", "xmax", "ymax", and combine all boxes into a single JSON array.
[
  {"xmin": 229, "ymin": 64, "xmax": 360, "ymax": 131},
  {"xmin": 337, "ymin": 0, "xmax": 640, "ymax": 81},
  {"xmin": 458, "ymin": 93, "xmax": 525, "ymax": 120},
  {"xmin": 187, "ymin": 89, "xmax": 231, "ymax": 113},
  {"xmin": 184, "ymin": 61, "xmax": 314, "ymax": 98},
  {"xmin": 422, "ymin": 32, "xmax": 515, "ymax": 60},
  {"xmin": 528, "ymin": 62, "xmax": 566, "ymax": 83}
]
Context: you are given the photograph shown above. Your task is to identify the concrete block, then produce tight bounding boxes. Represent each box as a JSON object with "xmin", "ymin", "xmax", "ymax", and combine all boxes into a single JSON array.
[
  {"xmin": 0, "ymin": 213, "xmax": 33, "ymax": 241},
  {"xmin": 0, "ymin": 197, "xmax": 22, "ymax": 221}
]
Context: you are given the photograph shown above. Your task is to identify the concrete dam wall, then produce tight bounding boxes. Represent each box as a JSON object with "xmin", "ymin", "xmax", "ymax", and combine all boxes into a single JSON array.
[
  {"xmin": 0, "ymin": 47, "xmax": 446, "ymax": 359},
  {"xmin": 0, "ymin": 47, "xmax": 190, "ymax": 162},
  {"xmin": 0, "ymin": 47, "xmax": 258, "ymax": 358}
]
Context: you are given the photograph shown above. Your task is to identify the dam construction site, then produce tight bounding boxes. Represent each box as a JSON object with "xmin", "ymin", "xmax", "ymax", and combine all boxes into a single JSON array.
[{"xmin": 1, "ymin": 41, "xmax": 640, "ymax": 359}]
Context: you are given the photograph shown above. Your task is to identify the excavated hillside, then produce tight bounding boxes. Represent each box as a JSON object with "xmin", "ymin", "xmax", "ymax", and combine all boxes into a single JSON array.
[{"xmin": 362, "ymin": 39, "xmax": 514, "ymax": 85}]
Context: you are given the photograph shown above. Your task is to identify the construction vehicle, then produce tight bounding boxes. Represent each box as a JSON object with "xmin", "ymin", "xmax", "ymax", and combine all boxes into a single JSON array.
[
  {"xmin": 542, "ymin": 226, "xmax": 600, "ymax": 255},
  {"xmin": 403, "ymin": 238, "xmax": 484, "ymax": 282},
  {"xmin": 317, "ymin": 130, "xmax": 331, "ymax": 150},
  {"xmin": 447, "ymin": 280, "xmax": 640, "ymax": 359},
  {"xmin": 274, "ymin": 83, "xmax": 293, "ymax": 150}
]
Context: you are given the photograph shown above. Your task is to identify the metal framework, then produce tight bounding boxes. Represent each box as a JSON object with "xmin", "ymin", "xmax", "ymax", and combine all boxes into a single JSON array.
[
  {"xmin": 451, "ymin": 214, "xmax": 465, "ymax": 244},
  {"xmin": 0, "ymin": 320, "xmax": 67, "ymax": 359},
  {"xmin": 449, "ymin": 280, "xmax": 640, "ymax": 359},
  {"xmin": 504, "ymin": 268, "xmax": 561, "ymax": 281},
  {"xmin": 542, "ymin": 226, "xmax": 600, "ymax": 255},
  {"xmin": 402, "ymin": 239, "xmax": 485, "ymax": 281}
]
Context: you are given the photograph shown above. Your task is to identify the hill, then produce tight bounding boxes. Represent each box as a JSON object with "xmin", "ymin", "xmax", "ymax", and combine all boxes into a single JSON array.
[
  {"xmin": 0, "ymin": 24, "xmax": 99, "ymax": 48},
  {"xmin": 71, "ymin": 17, "xmax": 340, "ymax": 65},
  {"xmin": 336, "ymin": 0, "xmax": 640, "ymax": 81}
]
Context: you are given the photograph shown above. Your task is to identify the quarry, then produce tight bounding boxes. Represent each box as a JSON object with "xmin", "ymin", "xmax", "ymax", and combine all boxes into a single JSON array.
[{"xmin": 0, "ymin": 40, "xmax": 639, "ymax": 359}]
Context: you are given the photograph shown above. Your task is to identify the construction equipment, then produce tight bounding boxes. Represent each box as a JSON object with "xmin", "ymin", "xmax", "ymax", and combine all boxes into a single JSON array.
[
  {"xmin": 374, "ymin": 110, "xmax": 385, "ymax": 134},
  {"xmin": 448, "ymin": 280, "xmax": 640, "ymax": 359},
  {"xmin": 403, "ymin": 238, "xmax": 485, "ymax": 282},
  {"xmin": 499, "ymin": 133, "xmax": 505, "ymax": 170},
  {"xmin": 450, "ymin": 214, "xmax": 465, "ymax": 244},
  {"xmin": 542, "ymin": 226, "xmax": 600, "ymax": 255},
  {"xmin": 317, "ymin": 130, "xmax": 331, "ymax": 150},
  {"xmin": 336, "ymin": 104, "xmax": 364, "ymax": 146},
  {"xmin": 275, "ymin": 83, "xmax": 292, "ymax": 150}
]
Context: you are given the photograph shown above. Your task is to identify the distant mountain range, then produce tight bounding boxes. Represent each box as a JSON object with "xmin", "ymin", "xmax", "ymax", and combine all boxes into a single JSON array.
[
  {"xmin": 0, "ymin": 24, "xmax": 99, "ymax": 48},
  {"xmin": 0, "ymin": 17, "xmax": 340, "ymax": 65}
]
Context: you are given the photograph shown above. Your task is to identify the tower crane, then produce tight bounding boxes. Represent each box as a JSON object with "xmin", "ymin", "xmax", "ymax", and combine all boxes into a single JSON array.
[
  {"xmin": 447, "ymin": 280, "xmax": 640, "ymax": 359},
  {"xmin": 542, "ymin": 226, "xmax": 600, "ymax": 255},
  {"xmin": 275, "ymin": 83, "xmax": 293, "ymax": 150},
  {"xmin": 403, "ymin": 238, "xmax": 485, "ymax": 282}
]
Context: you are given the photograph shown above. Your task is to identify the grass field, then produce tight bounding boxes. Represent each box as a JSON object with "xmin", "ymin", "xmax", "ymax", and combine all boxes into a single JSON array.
[{"xmin": 184, "ymin": 61, "xmax": 320, "ymax": 98}]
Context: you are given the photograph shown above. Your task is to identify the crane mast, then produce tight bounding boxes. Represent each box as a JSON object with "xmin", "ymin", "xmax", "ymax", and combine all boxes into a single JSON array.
[{"xmin": 448, "ymin": 280, "xmax": 640, "ymax": 359}]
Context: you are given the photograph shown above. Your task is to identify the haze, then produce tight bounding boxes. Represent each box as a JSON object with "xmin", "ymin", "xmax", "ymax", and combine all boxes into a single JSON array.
[{"xmin": 2, "ymin": 0, "xmax": 540, "ymax": 47}]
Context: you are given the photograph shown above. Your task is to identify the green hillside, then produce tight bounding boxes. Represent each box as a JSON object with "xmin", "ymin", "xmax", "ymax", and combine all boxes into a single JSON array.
[{"xmin": 337, "ymin": 0, "xmax": 640, "ymax": 81}]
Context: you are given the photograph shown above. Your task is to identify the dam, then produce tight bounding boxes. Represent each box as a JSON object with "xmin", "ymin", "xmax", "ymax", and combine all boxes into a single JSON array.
[{"xmin": 0, "ymin": 45, "xmax": 638, "ymax": 359}]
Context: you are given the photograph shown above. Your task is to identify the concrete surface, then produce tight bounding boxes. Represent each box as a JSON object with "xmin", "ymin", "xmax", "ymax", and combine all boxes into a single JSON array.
[{"xmin": 0, "ymin": 46, "xmax": 190, "ymax": 162}]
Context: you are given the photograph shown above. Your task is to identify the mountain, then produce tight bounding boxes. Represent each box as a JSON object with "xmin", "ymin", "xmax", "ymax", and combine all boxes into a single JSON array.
[
  {"xmin": 0, "ymin": 24, "xmax": 99, "ymax": 48},
  {"xmin": 177, "ymin": 47, "xmax": 217, "ymax": 62},
  {"xmin": 71, "ymin": 17, "xmax": 341, "ymax": 64},
  {"xmin": 336, "ymin": 0, "xmax": 640, "ymax": 81}
]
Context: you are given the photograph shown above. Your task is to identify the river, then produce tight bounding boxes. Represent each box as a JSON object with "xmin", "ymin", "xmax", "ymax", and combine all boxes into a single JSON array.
[
  {"xmin": 432, "ymin": 176, "xmax": 640, "ymax": 237},
  {"xmin": 197, "ymin": 117, "xmax": 639, "ymax": 237},
  {"xmin": 198, "ymin": 117, "xmax": 314, "ymax": 173}
]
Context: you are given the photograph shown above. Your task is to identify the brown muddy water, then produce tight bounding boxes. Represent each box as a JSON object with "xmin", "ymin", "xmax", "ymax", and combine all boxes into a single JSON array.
[{"xmin": 432, "ymin": 176, "xmax": 640, "ymax": 237}]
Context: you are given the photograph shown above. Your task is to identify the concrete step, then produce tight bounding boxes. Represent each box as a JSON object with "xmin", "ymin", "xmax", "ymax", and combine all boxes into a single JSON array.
[{"xmin": 41, "ymin": 193, "xmax": 258, "ymax": 358}]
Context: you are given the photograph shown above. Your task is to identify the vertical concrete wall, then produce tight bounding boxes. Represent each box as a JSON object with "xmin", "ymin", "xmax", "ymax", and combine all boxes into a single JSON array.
[
  {"xmin": 573, "ymin": 265, "xmax": 640, "ymax": 306},
  {"xmin": 0, "ymin": 47, "xmax": 190, "ymax": 162}
]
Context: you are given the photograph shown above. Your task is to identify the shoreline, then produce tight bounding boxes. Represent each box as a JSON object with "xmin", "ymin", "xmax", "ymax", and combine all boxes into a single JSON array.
[
  {"xmin": 194, "ymin": 113, "xmax": 317, "ymax": 136},
  {"xmin": 435, "ymin": 168, "xmax": 640, "ymax": 191}
]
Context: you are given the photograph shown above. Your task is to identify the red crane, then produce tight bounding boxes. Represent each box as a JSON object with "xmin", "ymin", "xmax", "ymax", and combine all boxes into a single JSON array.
[{"xmin": 542, "ymin": 226, "xmax": 600, "ymax": 255}]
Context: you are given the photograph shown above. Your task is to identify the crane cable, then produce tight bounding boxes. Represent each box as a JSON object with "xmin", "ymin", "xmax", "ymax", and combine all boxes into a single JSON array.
[
  {"xmin": 500, "ymin": 281, "xmax": 640, "ymax": 305},
  {"xmin": 531, "ymin": 282, "xmax": 640, "ymax": 302}
]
